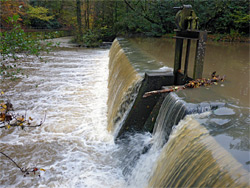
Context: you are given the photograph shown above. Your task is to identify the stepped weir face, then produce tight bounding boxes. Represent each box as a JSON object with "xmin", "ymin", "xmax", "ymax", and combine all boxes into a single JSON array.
[{"xmin": 108, "ymin": 38, "xmax": 250, "ymax": 187}]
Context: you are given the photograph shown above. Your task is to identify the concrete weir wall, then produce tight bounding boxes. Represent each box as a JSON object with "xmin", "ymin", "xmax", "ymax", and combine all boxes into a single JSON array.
[
  {"xmin": 109, "ymin": 38, "xmax": 195, "ymax": 140},
  {"xmin": 116, "ymin": 71, "xmax": 174, "ymax": 139},
  {"xmin": 108, "ymin": 38, "xmax": 177, "ymax": 140}
]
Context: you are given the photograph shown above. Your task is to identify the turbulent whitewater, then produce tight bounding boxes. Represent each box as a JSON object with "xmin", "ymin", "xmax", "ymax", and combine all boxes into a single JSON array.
[{"xmin": 0, "ymin": 38, "xmax": 126, "ymax": 187}]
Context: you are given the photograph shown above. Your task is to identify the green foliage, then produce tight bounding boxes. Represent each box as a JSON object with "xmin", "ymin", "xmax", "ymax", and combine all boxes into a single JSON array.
[
  {"xmin": 28, "ymin": 0, "xmax": 75, "ymax": 29},
  {"xmin": 71, "ymin": 18, "xmax": 115, "ymax": 48},
  {"xmin": 192, "ymin": 0, "xmax": 249, "ymax": 35},
  {"xmin": 24, "ymin": 5, "xmax": 61, "ymax": 29},
  {"xmin": 0, "ymin": 15, "xmax": 53, "ymax": 59},
  {"xmin": 27, "ymin": 6, "xmax": 54, "ymax": 22},
  {"xmin": 0, "ymin": 15, "xmax": 56, "ymax": 79},
  {"xmin": 231, "ymin": 10, "xmax": 250, "ymax": 33},
  {"xmin": 79, "ymin": 26, "xmax": 115, "ymax": 47},
  {"xmin": 81, "ymin": 29, "xmax": 102, "ymax": 47}
]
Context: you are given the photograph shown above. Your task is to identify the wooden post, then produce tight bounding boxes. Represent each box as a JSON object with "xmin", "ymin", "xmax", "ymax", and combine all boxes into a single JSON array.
[
  {"xmin": 174, "ymin": 38, "xmax": 183, "ymax": 84},
  {"xmin": 184, "ymin": 39, "xmax": 191, "ymax": 79},
  {"xmin": 193, "ymin": 31, "xmax": 207, "ymax": 79}
]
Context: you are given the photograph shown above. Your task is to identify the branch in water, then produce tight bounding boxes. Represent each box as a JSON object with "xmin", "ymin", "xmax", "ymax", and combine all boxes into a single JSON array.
[
  {"xmin": 0, "ymin": 99, "xmax": 46, "ymax": 129},
  {"xmin": 0, "ymin": 151, "xmax": 46, "ymax": 177},
  {"xmin": 0, "ymin": 151, "xmax": 23, "ymax": 171},
  {"xmin": 0, "ymin": 114, "xmax": 46, "ymax": 129}
]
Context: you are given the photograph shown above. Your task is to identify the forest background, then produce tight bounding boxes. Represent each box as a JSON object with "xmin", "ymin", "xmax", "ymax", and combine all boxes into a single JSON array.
[{"xmin": 1, "ymin": 0, "xmax": 249, "ymax": 47}]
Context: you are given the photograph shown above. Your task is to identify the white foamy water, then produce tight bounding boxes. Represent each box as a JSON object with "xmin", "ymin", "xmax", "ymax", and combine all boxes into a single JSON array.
[{"xmin": 0, "ymin": 39, "xmax": 127, "ymax": 187}]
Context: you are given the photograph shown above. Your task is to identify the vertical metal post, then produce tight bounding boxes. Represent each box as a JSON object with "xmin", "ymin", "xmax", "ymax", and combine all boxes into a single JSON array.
[
  {"xmin": 184, "ymin": 39, "xmax": 191, "ymax": 79},
  {"xmin": 193, "ymin": 31, "xmax": 207, "ymax": 79},
  {"xmin": 174, "ymin": 38, "xmax": 183, "ymax": 84}
]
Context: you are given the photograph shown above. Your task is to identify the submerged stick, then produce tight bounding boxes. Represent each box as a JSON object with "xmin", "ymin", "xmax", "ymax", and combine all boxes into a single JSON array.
[
  {"xmin": 0, "ymin": 151, "xmax": 23, "ymax": 172},
  {"xmin": 0, "ymin": 151, "xmax": 46, "ymax": 176}
]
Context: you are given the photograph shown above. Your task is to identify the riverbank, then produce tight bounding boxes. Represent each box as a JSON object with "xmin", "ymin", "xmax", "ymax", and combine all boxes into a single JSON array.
[{"xmin": 74, "ymin": 32, "xmax": 249, "ymax": 48}]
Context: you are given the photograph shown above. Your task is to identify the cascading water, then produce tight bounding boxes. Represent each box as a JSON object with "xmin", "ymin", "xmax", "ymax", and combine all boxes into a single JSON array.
[
  {"xmin": 148, "ymin": 115, "xmax": 249, "ymax": 188},
  {"xmin": 125, "ymin": 95, "xmax": 249, "ymax": 188},
  {"xmin": 107, "ymin": 38, "xmax": 142, "ymax": 134},
  {"xmin": 0, "ymin": 37, "xmax": 164, "ymax": 188},
  {"xmin": 152, "ymin": 93, "xmax": 188, "ymax": 148},
  {"xmin": 152, "ymin": 93, "xmax": 224, "ymax": 148}
]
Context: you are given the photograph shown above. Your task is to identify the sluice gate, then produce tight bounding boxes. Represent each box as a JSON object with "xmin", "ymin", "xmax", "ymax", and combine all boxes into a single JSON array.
[{"xmin": 113, "ymin": 5, "xmax": 210, "ymax": 140}]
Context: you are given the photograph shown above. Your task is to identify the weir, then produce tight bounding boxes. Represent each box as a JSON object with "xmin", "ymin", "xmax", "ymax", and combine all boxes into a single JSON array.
[
  {"xmin": 110, "ymin": 5, "xmax": 210, "ymax": 140},
  {"xmin": 108, "ymin": 38, "xmax": 141, "ymax": 133},
  {"xmin": 108, "ymin": 38, "xmax": 172, "ymax": 137},
  {"xmin": 108, "ymin": 37, "xmax": 250, "ymax": 187},
  {"xmin": 107, "ymin": 5, "xmax": 249, "ymax": 187}
]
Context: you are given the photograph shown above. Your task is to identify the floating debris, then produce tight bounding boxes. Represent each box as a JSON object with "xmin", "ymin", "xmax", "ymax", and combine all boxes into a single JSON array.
[{"xmin": 143, "ymin": 72, "xmax": 225, "ymax": 98}]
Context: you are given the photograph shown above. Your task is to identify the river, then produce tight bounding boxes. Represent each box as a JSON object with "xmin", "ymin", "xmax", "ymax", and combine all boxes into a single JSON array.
[
  {"xmin": 0, "ymin": 37, "xmax": 126, "ymax": 187},
  {"xmin": 0, "ymin": 37, "xmax": 249, "ymax": 187}
]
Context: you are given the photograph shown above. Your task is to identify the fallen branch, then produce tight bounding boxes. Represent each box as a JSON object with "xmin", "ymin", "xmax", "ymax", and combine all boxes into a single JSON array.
[
  {"xmin": 143, "ymin": 72, "xmax": 225, "ymax": 98},
  {"xmin": 0, "ymin": 99, "xmax": 46, "ymax": 129},
  {"xmin": 0, "ymin": 92, "xmax": 46, "ymax": 177},
  {"xmin": 0, "ymin": 113, "xmax": 46, "ymax": 129},
  {"xmin": 0, "ymin": 151, "xmax": 45, "ymax": 177}
]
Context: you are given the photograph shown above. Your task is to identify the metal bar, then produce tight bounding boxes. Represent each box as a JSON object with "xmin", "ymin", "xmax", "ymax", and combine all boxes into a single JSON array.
[
  {"xmin": 184, "ymin": 39, "xmax": 191, "ymax": 79},
  {"xmin": 175, "ymin": 30, "xmax": 200, "ymax": 39},
  {"xmin": 173, "ymin": 36, "xmax": 198, "ymax": 40}
]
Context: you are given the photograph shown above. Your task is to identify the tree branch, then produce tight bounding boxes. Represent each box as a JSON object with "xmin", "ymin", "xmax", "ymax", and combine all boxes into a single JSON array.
[
  {"xmin": 123, "ymin": 0, "xmax": 160, "ymax": 25},
  {"xmin": 0, "ymin": 151, "xmax": 46, "ymax": 176},
  {"xmin": 0, "ymin": 151, "xmax": 23, "ymax": 172},
  {"xmin": 0, "ymin": 111, "xmax": 46, "ymax": 129}
]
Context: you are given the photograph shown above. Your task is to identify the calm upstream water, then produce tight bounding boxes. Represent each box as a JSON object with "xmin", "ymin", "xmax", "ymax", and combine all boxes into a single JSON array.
[
  {"xmin": 129, "ymin": 37, "xmax": 249, "ymax": 107},
  {"xmin": 0, "ymin": 37, "xmax": 249, "ymax": 187}
]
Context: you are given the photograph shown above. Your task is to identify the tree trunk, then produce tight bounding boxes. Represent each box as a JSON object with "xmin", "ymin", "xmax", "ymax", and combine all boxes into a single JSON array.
[
  {"xmin": 86, "ymin": 0, "xmax": 89, "ymax": 29},
  {"xmin": 76, "ymin": 0, "xmax": 83, "ymax": 41}
]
